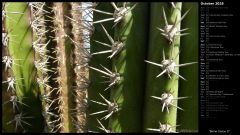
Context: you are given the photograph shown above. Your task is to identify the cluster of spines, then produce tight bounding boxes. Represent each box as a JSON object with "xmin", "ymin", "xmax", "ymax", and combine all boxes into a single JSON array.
[
  {"xmin": 30, "ymin": 2, "xmax": 91, "ymax": 132},
  {"xmin": 50, "ymin": 3, "xmax": 72, "ymax": 132},
  {"xmin": 67, "ymin": 2, "xmax": 92, "ymax": 132},
  {"xmin": 29, "ymin": 2, "xmax": 61, "ymax": 132}
]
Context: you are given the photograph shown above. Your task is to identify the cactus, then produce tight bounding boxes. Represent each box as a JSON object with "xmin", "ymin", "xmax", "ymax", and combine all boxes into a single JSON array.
[
  {"xmin": 143, "ymin": 3, "xmax": 182, "ymax": 132},
  {"xmin": 143, "ymin": 2, "xmax": 197, "ymax": 133},
  {"xmin": 3, "ymin": 2, "xmax": 44, "ymax": 132},
  {"xmin": 88, "ymin": 2, "xmax": 149, "ymax": 132},
  {"xmin": 108, "ymin": 2, "xmax": 149, "ymax": 132},
  {"xmin": 2, "ymin": 2, "xmax": 198, "ymax": 133}
]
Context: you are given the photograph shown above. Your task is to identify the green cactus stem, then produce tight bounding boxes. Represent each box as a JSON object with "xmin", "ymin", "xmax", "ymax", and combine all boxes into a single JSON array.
[
  {"xmin": 108, "ymin": 2, "xmax": 149, "ymax": 132},
  {"xmin": 4, "ymin": 2, "xmax": 44, "ymax": 132},
  {"xmin": 143, "ymin": 2, "xmax": 182, "ymax": 132},
  {"xmin": 87, "ymin": 3, "xmax": 113, "ymax": 132}
]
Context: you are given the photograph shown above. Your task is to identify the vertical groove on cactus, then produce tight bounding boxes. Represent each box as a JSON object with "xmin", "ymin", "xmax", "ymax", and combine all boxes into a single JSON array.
[
  {"xmin": 4, "ymin": 2, "xmax": 44, "ymax": 132},
  {"xmin": 108, "ymin": 2, "xmax": 149, "ymax": 132},
  {"xmin": 87, "ymin": 3, "xmax": 113, "ymax": 132},
  {"xmin": 143, "ymin": 2, "xmax": 182, "ymax": 132}
]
